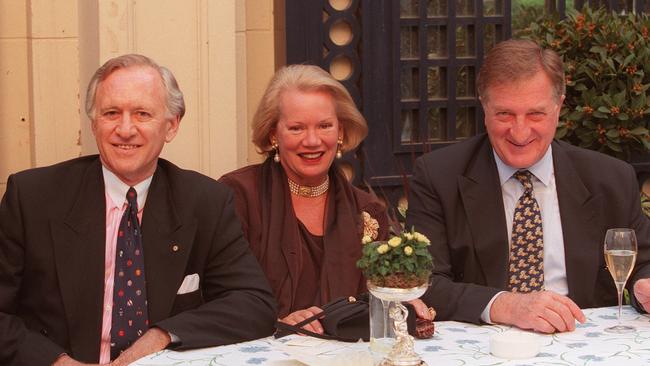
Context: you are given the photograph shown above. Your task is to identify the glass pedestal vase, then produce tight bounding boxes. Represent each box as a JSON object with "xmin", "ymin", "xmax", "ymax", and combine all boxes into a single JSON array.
[
  {"xmin": 369, "ymin": 292, "xmax": 396, "ymax": 354},
  {"xmin": 367, "ymin": 281, "xmax": 428, "ymax": 366}
]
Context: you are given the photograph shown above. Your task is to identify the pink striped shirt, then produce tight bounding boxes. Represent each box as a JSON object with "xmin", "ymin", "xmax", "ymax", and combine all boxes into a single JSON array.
[{"xmin": 99, "ymin": 167, "xmax": 151, "ymax": 364}]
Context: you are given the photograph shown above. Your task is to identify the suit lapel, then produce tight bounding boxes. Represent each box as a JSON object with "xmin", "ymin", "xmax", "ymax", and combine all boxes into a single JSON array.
[
  {"xmin": 553, "ymin": 142, "xmax": 600, "ymax": 306},
  {"xmin": 50, "ymin": 159, "xmax": 106, "ymax": 361},
  {"xmin": 458, "ymin": 140, "xmax": 510, "ymax": 288},
  {"xmin": 141, "ymin": 165, "xmax": 197, "ymax": 323}
]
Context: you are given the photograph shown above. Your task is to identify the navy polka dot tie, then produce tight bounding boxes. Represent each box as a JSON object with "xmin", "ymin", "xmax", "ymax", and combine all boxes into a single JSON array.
[
  {"xmin": 110, "ymin": 187, "xmax": 149, "ymax": 359},
  {"xmin": 507, "ymin": 170, "xmax": 544, "ymax": 292}
]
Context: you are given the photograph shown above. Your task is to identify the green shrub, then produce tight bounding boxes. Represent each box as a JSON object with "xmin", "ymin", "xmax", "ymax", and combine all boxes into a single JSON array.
[
  {"xmin": 521, "ymin": 7, "xmax": 650, "ymax": 160},
  {"xmin": 513, "ymin": 3, "xmax": 546, "ymax": 37}
]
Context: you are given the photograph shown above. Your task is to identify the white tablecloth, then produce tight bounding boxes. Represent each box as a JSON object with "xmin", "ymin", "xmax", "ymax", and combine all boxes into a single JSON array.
[{"xmin": 133, "ymin": 306, "xmax": 650, "ymax": 365}]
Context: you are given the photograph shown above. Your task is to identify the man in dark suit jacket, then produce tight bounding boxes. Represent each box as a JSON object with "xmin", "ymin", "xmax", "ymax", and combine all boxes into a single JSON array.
[
  {"xmin": 0, "ymin": 54, "xmax": 277, "ymax": 365},
  {"xmin": 407, "ymin": 39, "xmax": 650, "ymax": 333}
]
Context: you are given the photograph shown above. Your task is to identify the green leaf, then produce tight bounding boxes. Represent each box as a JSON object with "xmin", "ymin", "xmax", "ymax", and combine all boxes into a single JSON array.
[
  {"xmin": 574, "ymin": 83, "xmax": 588, "ymax": 91},
  {"xmin": 622, "ymin": 53, "xmax": 635, "ymax": 67},
  {"xmin": 606, "ymin": 140, "xmax": 623, "ymax": 152},
  {"xmin": 590, "ymin": 46, "xmax": 606, "ymax": 55},
  {"xmin": 592, "ymin": 111, "xmax": 608, "ymax": 119},
  {"xmin": 632, "ymin": 94, "xmax": 647, "ymax": 109},
  {"xmin": 586, "ymin": 59, "xmax": 602, "ymax": 69},
  {"xmin": 568, "ymin": 110, "xmax": 583, "ymax": 120},
  {"xmin": 643, "ymin": 138, "xmax": 650, "ymax": 150},
  {"xmin": 613, "ymin": 90, "xmax": 628, "ymax": 105},
  {"xmin": 414, "ymin": 248, "xmax": 429, "ymax": 256},
  {"xmin": 641, "ymin": 136, "xmax": 650, "ymax": 149}
]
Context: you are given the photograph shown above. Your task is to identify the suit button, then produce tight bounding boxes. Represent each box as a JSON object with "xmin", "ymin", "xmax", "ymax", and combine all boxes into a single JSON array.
[
  {"xmin": 171, "ymin": 244, "xmax": 179, "ymax": 252},
  {"xmin": 40, "ymin": 328, "xmax": 48, "ymax": 336}
]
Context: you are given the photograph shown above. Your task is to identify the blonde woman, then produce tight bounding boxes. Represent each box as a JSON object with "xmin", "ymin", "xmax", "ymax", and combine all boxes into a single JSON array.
[{"xmin": 220, "ymin": 65, "xmax": 432, "ymax": 334}]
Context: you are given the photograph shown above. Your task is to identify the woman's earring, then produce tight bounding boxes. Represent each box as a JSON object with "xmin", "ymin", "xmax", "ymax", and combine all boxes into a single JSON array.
[
  {"xmin": 272, "ymin": 141, "xmax": 280, "ymax": 163},
  {"xmin": 336, "ymin": 137, "xmax": 343, "ymax": 159}
]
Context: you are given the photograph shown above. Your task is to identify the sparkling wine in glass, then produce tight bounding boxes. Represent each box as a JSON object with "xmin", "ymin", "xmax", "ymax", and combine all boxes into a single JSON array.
[{"xmin": 604, "ymin": 228, "xmax": 637, "ymax": 333}]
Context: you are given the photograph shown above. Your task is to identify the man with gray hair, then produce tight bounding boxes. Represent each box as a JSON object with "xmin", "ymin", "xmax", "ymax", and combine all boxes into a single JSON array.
[{"xmin": 0, "ymin": 54, "xmax": 277, "ymax": 365}]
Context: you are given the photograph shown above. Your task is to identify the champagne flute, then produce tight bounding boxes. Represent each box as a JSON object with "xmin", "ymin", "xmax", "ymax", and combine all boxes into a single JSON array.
[{"xmin": 604, "ymin": 228, "xmax": 637, "ymax": 333}]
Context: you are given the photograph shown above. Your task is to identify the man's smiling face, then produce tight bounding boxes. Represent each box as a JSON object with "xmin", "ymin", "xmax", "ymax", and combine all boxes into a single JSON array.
[
  {"xmin": 92, "ymin": 65, "xmax": 179, "ymax": 185},
  {"xmin": 481, "ymin": 70, "xmax": 564, "ymax": 169}
]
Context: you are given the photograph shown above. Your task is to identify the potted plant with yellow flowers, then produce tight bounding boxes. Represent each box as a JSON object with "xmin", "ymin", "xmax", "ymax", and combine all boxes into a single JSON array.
[{"xmin": 357, "ymin": 231, "xmax": 433, "ymax": 366}]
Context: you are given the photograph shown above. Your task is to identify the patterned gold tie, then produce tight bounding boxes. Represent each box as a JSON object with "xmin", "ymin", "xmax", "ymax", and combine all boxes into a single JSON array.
[{"xmin": 507, "ymin": 170, "xmax": 544, "ymax": 292}]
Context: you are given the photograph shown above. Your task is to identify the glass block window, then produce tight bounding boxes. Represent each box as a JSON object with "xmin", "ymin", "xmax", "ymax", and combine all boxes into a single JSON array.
[
  {"xmin": 427, "ymin": 0, "xmax": 448, "ymax": 16},
  {"xmin": 394, "ymin": 0, "xmax": 510, "ymax": 150}
]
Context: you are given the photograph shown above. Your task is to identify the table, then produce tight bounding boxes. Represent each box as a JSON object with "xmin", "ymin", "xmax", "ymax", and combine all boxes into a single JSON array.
[{"xmin": 133, "ymin": 306, "xmax": 650, "ymax": 365}]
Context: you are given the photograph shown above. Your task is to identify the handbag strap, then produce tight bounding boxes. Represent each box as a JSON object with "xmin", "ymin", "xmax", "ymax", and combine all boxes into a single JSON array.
[
  {"xmin": 274, "ymin": 296, "xmax": 365, "ymax": 342},
  {"xmin": 275, "ymin": 320, "xmax": 340, "ymax": 341},
  {"xmin": 275, "ymin": 320, "xmax": 363, "ymax": 342}
]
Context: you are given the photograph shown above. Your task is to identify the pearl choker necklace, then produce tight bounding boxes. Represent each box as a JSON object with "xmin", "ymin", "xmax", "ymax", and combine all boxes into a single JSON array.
[{"xmin": 288, "ymin": 176, "xmax": 329, "ymax": 197}]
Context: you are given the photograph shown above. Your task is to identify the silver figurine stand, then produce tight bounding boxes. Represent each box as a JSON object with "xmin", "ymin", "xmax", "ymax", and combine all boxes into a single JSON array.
[{"xmin": 368, "ymin": 282, "xmax": 428, "ymax": 366}]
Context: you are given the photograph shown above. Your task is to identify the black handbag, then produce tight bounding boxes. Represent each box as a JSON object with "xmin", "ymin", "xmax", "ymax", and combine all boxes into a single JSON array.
[{"xmin": 274, "ymin": 293, "xmax": 424, "ymax": 342}]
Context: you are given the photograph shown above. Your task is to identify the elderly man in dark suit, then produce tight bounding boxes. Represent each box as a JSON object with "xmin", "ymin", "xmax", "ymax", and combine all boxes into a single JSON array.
[
  {"xmin": 0, "ymin": 54, "xmax": 277, "ymax": 366},
  {"xmin": 407, "ymin": 39, "xmax": 650, "ymax": 333}
]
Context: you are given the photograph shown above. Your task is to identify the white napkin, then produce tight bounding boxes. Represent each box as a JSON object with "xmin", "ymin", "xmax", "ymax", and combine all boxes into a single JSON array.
[{"xmin": 176, "ymin": 273, "xmax": 200, "ymax": 294}]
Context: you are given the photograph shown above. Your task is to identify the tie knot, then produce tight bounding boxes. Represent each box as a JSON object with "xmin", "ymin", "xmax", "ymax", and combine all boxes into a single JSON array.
[
  {"xmin": 126, "ymin": 187, "xmax": 138, "ymax": 210},
  {"xmin": 513, "ymin": 170, "xmax": 533, "ymax": 191}
]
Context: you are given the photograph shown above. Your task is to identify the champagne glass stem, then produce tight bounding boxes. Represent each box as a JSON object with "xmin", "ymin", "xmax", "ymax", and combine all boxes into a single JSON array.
[{"xmin": 617, "ymin": 288, "xmax": 623, "ymax": 325}]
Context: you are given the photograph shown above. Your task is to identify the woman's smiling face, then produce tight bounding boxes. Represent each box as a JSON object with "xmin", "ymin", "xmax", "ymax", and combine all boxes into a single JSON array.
[{"xmin": 272, "ymin": 89, "xmax": 342, "ymax": 186}]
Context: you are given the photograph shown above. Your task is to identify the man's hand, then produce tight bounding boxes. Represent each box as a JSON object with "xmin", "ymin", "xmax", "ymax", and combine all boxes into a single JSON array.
[
  {"xmin": 280, "ymin": 306, "xmax": 324, "ymax": 335},
  {"xmin": 51, "ymin": 354, "xmax": 96, "ymax": 366},
  {"xmin": 109, "ymin": 327, "xmax": 171, "ymax": 366},
  {"xmin": 51, "ymin": 328, "xmax": 171, "ymax": 366},
  {"xmin": 633, "ymin": 278, "xmax": 650, "ymax": 312},
  {"xmin": 490, "ymin": 291, "xmax": 585, "ymax": 333}
]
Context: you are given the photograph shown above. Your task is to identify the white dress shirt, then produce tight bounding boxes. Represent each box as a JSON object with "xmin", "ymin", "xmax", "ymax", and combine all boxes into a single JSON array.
[
  {"xmin": 103, "ymin": 167, "xmax": 152, "ymax": 212},
  {"xmin": 481, "ymin": 146, "xmax": 569, "ymax": 323}
]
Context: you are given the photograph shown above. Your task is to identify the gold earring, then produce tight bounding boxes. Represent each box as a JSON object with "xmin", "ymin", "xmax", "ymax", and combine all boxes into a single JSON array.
[
  {"xmin": 272, "ymin": 141, "xmax": 280, "ymax": 163},
  {"xmin": 336, "ymin": 137, "xmax": 343, "ymax": 159}
]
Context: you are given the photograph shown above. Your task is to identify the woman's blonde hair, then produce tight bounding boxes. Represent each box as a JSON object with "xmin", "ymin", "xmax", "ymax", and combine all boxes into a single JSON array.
[{"xmin": 252, "ymin": 64, "xmax": 368, "ymax": 155}]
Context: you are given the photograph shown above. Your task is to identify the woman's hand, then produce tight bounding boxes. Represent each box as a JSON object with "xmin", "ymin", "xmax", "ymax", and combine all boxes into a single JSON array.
[
  {"xmin": 280, "ymin": 306, "xmax": 324, "ymax": 335},
  {"xmin": 407, "ymin": 298, "xmax": 435, "ymax": 320}
]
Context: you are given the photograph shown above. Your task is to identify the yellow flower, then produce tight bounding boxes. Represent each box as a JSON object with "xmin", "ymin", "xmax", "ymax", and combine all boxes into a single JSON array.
[
  {"xmin": 377, "ymin": 244, "xmax": 389, "ymax": 254},
  {"xmin": 361, "ymin": 235, "xmax": 373, "ymax": 244},
  {"xmin": 404, "ymin": 246, "xmax": 413, "ymax": 256},
  {"xmin": 414, "ymin": 232, "xmax": 431, "ymax": 245},
  {"xmin": 404, "ymin": 232, "xmax": 414, "ymax": 241},
  {"xmin": 388, "ymin": 237, "xmax": 402, "ymax": 247}
]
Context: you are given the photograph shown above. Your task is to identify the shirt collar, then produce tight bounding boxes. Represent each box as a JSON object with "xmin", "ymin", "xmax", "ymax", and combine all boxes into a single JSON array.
[
  {"xmin": 493, "ymin": 144, "xmax": 554, "ymax": 187},
  {"xmin": 102, "ymin": 166, "xmax": 153, "ymax": 210}
]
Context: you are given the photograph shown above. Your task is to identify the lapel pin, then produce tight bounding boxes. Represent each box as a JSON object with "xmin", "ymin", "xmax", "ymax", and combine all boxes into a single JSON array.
[{"xmin": 171, "ymin": 244, "xmax": 180, "ymax": 252}]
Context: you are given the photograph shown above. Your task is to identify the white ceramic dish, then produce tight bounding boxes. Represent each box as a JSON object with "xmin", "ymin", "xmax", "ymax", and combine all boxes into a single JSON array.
[{"xmin": 489, "ymin": 330, "xmax": 541, "ymax": 359}]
